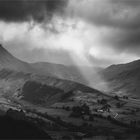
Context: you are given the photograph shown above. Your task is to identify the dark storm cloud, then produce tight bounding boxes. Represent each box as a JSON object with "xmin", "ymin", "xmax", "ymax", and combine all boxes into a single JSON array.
[
  {"xmin": 109, "ymin": 0, "xmax": 140, "ymax": 29},
  {"xmin": 0, "ymin": 0, "xmax": 68, "ymax": 22},
  {"xmin": 70, "ymin": 0, "xmax": 140, "ymax": 54},
  {"xmin": 103, "ymin": 28, "xmax": 140, "ymax": 55},
  {"xmin": 98, "ymin": 0, "xmax": 140, "ymax": 53},
  {"xmin": 1, "ymin": 0, "xmax": 140, "ymax": 66},
  {"xmin": 111, "ymin": 0, "xmax": 140, "ymax": 7},
  {"xmin": 111, "ymin": 30, "xmax": 140, "ymax": 47},
  {"xmin": 68, "ymin": 0, "xmax": 140, "ymax": 30}
]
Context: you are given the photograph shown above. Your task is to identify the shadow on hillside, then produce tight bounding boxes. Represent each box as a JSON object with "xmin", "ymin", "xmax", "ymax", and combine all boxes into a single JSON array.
[{"xmin": 0, "ymin": 111, "xmax": 52, "ymax": 139}]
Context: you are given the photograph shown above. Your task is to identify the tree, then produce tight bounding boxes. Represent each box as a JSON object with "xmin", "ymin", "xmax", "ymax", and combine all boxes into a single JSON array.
[
  {"xmin": 114, "ymin": 95, "xmax": 119, "ymax": 100},
  {"xmin": 81, "ymin": 104, "xmax": 90, "ymax": 115},
  {"xmin": 89, "ymin": 115, "xmax": 94, "ymax": 121},
  {"xmin": 98, "ymin": 99, "xmax": 107, "ymax": 105}
]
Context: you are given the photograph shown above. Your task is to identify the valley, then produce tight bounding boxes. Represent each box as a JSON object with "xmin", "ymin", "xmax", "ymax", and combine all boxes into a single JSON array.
[
  {"xmin": 0, "ymin": 91, "xmax": 140, "ymax": 140},
  {"xmin": 0, "ymin": 44, "xmax": 140, "ymax": 139}
]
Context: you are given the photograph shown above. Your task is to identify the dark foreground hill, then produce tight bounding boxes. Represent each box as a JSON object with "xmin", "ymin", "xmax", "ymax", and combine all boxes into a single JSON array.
[{"xmin": 0, "ymin": 113, "xmax": 51, "ymax": 139}]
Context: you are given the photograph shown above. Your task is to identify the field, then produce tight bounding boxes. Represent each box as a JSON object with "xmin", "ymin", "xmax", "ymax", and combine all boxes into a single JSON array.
[{"xmin": 0, "ymin": 91, "xmax": 140, "ymax": 140}]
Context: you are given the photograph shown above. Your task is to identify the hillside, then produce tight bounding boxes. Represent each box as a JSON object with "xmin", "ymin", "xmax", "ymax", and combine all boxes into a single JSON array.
[
  {"xmin": 0, "ymin": 44, "xmax": 106, "ymax": 105},
  {"xmin": 101, "ymin": 59, "xmax": 140, "ymax": 98},
  {"xmin": 0, "ymin": 44, "xmax": 35, "ymax": 73},
  {"xmin": 31, "ymin": 62, "xmax": 87, "ymax": 85},
  {"xmin": 0, "ymin": 44, "xmax": 88, "ymax": 84},
  {"xmin": 0, "ymin": 112, "xmax": 51, "ymax": 139},
  {"xmin": 1, "ymin": 45, "xmax": 140, "ymax": 139},
  {"xmin": 0, "ymin": 68, "xmax": 104, "ymax": 106}
]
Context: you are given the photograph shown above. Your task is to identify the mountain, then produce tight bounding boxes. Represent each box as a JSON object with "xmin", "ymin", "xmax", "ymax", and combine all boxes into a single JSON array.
[
  {"xmin": 101, "ymin": 59, "xmax": 140, "ymax": 98},
  {"xmin": 31, "ymin": 62, "xmax": 87, "ymax": 84},
  {"xmin": 0, "ymin": 68, "xmax": 103, "ymax": 105},
  {"xmin": 0, "ymin": 44, "xmax": 108, "ymax": 105},
  {"xmin": 0, "ymin": 44, "xmax": 87, "ymax": 84},
  {"xmin": 0, "ymin": 44, "xmax": 35, "ymax": 73},
  {"xmin": 31, "ymin": 63, "xmax": 104, "ymax": 88}
]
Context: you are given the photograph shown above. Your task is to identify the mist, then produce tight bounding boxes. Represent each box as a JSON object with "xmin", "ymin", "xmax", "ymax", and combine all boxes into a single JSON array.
[{"xmin": 0, "ymin": 0, "xmax": 140, "ymax": 92}]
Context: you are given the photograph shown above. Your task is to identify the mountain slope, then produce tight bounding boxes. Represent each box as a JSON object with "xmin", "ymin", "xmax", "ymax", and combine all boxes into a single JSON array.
[
  {"xmin": 0, "ymin": 112, "xmax": 51, "ymax": 139},
  {"xmin": 102, "ymin": 59, "xmax": 140, "ymax": 97},
  {"xmin": 0, "ymin": 44, "xmax": 88, "ymax": 84},
  {"xmin": 0, "ymin": 44, "xmax": 35, "ymax": 73},
  {"xmin": 0, "ymin": 68, "xmax": 104, "ymax": 105},
  {"xmin": 31, "ymin": 62, "xmax": 87, "ymax": 84},
  {"xmin": 0, "ymin": 44, "xmax": 108, "ymax": 105}
]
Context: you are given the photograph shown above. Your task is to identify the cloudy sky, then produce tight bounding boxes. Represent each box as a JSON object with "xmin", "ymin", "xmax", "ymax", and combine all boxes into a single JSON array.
[{"xmin": 0, "ymin": 0, "xmax": 140, "ymax": 67}]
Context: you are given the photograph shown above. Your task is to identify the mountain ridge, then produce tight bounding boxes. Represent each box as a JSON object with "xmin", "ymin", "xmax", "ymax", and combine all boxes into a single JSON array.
[
  {"xmin": 102, "ymin": 59, "xmax": 140, "ymax": 97},
  {"xmin": 0, "ymin": 44, "xmax": 88, "ymax": 84},
  {"xmin": 0, "ymin": 44, "xmax": 104, "ymax": 106},
  {"xmin": 0, "ymin": 44, "xmax": 36, "ymax": 73}
]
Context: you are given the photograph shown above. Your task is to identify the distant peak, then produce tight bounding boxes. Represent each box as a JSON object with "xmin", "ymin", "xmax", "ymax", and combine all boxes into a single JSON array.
[
  {"xmin": 0, "ymin": 44, "xmax": 8, "ymax": 53},
  {"xmin": 0, "ymin": 44, "xmax": 3, "ymax": 48},
  {"xmin": 0, "ymin": 44, "xmax": 14, "ymax": 59},
  {"xmin": 0, "ymin": 44, "xmax": 6, "ymax": 50}
]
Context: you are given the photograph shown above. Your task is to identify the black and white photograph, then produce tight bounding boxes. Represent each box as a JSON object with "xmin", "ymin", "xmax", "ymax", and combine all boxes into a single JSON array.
[{"xmin": 0, "ymin": 0, "xmax": 140, "ymax": 139}]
